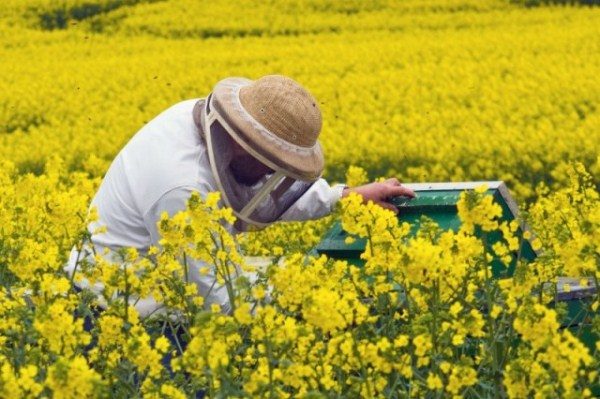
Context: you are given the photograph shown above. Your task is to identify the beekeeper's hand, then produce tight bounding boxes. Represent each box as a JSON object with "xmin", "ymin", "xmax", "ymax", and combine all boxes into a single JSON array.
[{"xmin": 342, "ymin": 178, "xmax": 415, "ymax": 214}]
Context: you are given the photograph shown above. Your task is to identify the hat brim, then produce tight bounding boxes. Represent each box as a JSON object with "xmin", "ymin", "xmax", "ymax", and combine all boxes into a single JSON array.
[{"xmin": 210, "ymin": 77, "xmax": 324, "ymax": 182}]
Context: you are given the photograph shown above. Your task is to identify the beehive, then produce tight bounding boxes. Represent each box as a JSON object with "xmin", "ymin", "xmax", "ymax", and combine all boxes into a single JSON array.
[{"xmin": 316, "ymin": 181, "xmax": 536, "ymax": 278}]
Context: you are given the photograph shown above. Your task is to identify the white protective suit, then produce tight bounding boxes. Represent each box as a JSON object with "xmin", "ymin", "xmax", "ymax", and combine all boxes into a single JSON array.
[{"xmin": 65, "ymin": 98, "xmax": 345, "ymax": 317}]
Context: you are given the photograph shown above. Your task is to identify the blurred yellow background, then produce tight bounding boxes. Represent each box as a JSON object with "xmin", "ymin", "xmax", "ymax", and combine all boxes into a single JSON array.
[{"xmin": 1, "ymin": 0, "xmax": 599, "ymax": 199}]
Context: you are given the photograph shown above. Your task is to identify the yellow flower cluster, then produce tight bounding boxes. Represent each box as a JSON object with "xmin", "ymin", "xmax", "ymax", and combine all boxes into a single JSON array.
[
  {"xmin": 0, "ymin": 162, "xmax": 598, "ymax": 397},
  {"xmin": 506, "ymin": 303, "xmax": 594, "ymax": 398},
  {"xmin": 527, "ymin": 163, "xmax": 600, "ymax": 279},
  {"xmin": 0, "ymin": 0, "xmax": 599, "ymax": 397}
]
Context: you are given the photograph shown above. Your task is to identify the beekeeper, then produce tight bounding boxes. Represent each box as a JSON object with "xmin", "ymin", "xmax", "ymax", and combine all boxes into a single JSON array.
[{"xmin": 65, "ymin": 75, "xmax": 415, "ymax": 316}]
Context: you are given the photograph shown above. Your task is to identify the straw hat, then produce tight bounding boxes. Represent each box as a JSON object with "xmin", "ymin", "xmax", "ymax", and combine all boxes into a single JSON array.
[{"xmin": 208, "ymin": 75, "xmax": 324, "ymax": 181}]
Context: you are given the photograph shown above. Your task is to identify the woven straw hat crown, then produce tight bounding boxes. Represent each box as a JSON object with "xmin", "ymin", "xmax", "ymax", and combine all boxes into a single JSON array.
[
  {"xmin": 238, "ymin": 75, "xmax": 322, "ymax": 148},
  {"xmin": 203, "ymin": 74, "xmax": 325, "ymax": 181}
]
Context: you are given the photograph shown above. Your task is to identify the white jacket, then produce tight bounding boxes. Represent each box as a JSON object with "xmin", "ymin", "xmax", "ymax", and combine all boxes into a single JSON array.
[{"xmin": 65, "ymin": 98, "xmax": 344, "ymax": 317}]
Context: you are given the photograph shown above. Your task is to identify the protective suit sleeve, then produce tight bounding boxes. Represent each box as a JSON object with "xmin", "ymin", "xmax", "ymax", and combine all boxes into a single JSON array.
[
  {"xmin": 142, "ymin": 186, "xmax": 233, "ymax": 314},
  {"xmin": 278, "ymin": 179, "xmax": 346, "ymax": 221}
]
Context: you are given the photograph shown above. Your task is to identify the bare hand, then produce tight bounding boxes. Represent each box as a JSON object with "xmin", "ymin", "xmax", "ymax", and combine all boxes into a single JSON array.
[{"xmin": 341, "ymin": 178, "xmax": 415, "ymax": 214}]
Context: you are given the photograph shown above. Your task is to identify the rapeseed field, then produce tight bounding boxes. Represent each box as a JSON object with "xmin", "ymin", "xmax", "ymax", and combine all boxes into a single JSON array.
[{"xmin": 0, "ymin": 0, "xmax": 598, "ymax": 397}]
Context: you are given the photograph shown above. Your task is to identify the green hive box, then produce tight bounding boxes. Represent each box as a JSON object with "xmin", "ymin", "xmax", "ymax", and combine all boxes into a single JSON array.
[
  {"xmin": 316, "ymin": 181, "xmax": 536, "ymax": 278},
  {"xmin": 315, "ymin": 181, "xmax": 598, "ymax": 359}
]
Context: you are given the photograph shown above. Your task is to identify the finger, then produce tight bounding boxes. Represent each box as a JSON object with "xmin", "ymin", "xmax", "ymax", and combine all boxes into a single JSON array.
[
  {"xmin": 385, "ymin": 184, "xmax": 416, "ymax": 198},
  {"xmin": 385, "ymin": 177, "xmax": 401, "ymax": 186},
  {"xmin": 376, "ymin": 200, "xmax": 399, "ymax": 214}
]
